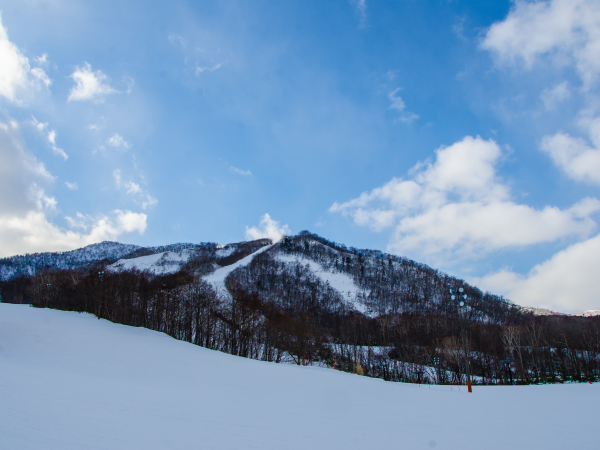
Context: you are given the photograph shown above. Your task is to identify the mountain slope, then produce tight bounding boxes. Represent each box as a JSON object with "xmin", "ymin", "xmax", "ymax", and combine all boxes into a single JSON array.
[
  {"xmin": 1, "ymin": 303, "xmax": 597, "ymax": 450},
  {"xmin": 0, "ymin": 241, "xmax": 141, "ymax": 280}
]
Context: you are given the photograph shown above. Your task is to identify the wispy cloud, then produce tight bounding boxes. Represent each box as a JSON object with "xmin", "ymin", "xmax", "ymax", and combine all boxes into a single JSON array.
[
  {"xmin": 388, "ymin": 88, "xmax": 419, "ymax": 123},
  {"xmin": 107, "ymin": 133, "xmax": 130, "ymax": 149},
  {"xmin": 68, "ymin": 62, "xmax": 117, "ymax": 102},
  {"xmin": 168, "ymin": 34, "xmax": 187, "ymax": 48},
  {"xmin": 350, "ymin": 0, "xmax": 368, "ymax": 28},
  {"xmin": 64, "ymin": 181, "xmax": 78, "ymax": 190},
  {"xmin": 113, "ymin": 169, "xmax": 157, "ymax": 209},
  {"xmin": 230, "ymin": 166, "xmax": 252, "ymax": 176},
  {"xmin": 30, "ymin": 116, "xmax": 68, "ymax": 160},
  {"xmin": 541, "ymin": 81, "xmax": 571, "ymax": 111},
  {"xmin": 32, "ymin": 53, "xmax": 48, "ymax": 66},
  {"xmin": 195, "ymin": 62, "xmax": 224, "ymax": 75}
]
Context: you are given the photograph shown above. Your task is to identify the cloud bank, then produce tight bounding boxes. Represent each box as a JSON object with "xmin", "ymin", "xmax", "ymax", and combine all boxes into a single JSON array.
[
  {"xmin": 0, "ymin": 15, "xmax": 50, "ymax": 104},
  {"xmin": 0, "ymin": 123, "xmax": 146, "ymax": 257},
  {"xmin": 481, "ymin": 0, "xmax": 600, "ymax": 88},
  {"xmin": 330, "ymin": 136, "xmax": 599, "ymax": 260},
  {"xmin": 473, "ymin": 233, "xmax": 600, "ymax": 312}
]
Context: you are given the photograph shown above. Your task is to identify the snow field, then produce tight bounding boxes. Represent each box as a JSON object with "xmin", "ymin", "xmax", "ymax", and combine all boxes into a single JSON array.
[
  {"xmin": 1, "ymin": 303, "xmax": 598, "ymax": 450},
  {"xmin": 276, "ymin": 253, "xmax": 368, "ymax": 313},
  {"xmin": 107, "ymin": 250, "xmax": 192, "ymax": 275}
]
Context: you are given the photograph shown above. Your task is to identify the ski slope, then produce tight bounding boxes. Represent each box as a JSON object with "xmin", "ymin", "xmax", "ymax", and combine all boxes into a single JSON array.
[
  {"xmin": 277, "ymin": 254, "xmax": 368, "ymax": 313},
  {"xmin": 107, "ymin": 250, "xmax": 193, "ymax": 275},
  {"xmin": 204, "ymin": 244, "xmax": 273, "ymax": 291},
  {"xmin": 1, "ymin": 303, "xmax": 598, "ymax": 450}
]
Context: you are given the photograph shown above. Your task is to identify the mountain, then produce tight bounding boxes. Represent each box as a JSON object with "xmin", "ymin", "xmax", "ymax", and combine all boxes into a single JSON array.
[
  {"xmin": 0, "ymin": 241, "xmax": 209, "ymax": 281},
  {"xmin": 0, "ymin": 241, "xmax": 140, "ymax": 280},
  {"xmin": 0, "ymin": 232, "xmax": 513, "ymax": 322},
  {"xmin": 2, "ymin": 231, "xmax": 599, "ymax": 386}
]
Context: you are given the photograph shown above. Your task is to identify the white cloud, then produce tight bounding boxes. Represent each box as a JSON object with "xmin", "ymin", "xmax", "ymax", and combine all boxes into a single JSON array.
[
  {"xmin": 0, "ymin": 209, "xmax": 146, "ymax": 258},
  {"xmin": 107, "ymin": 133, "xmax": 130, "ymax": 149},
  {"xmin": 245, "ymin": 213, "xmax": 291, "ymax": 243},
  {"xmin": 168, "ymin": 34, "xmax": 187, "ymax": 48},
  {"xmin": 388, "ymin": 88, "xmax": 419, "ymax": 123},
  {"xmin": 0, "ymin": 122, "xmax": 145, "ymax": 258},
  {"xmin": 350, "ymin": 0, "xmax": 368, "ymax": 28},
  {"xmin": 0, "ymin": 15, "xmax": 51, "ymax": 104},
  {"xmin": 541, "ymin": 113, "xmax": 600, "ymax": 184},
  {"xmin": 230, "ymin": 166, "xmax": 252, "ymax": 176},
  {"xmin": 330, "ymin": 136, "xmax": 600, "ymax": 260},
  {"xmin": 481, "ymin": 0, "xmax": 600, "ymax": 88},
  {"xmin": 473, "ymin": 233, "xmax": 600, "ymax": 312},
  {"xmin": 195, "ymin": 62, "xmax": 224, "ymax": 75},
  {"xmin": 64, "ymin": 181, "xmax": 78, "ymax": 190},
  {"xmin": 541, "ymin": 81, "xmax": 571, "ymax": 110},
  {"xmin": 33, "ymin": 53, "xmax": 48, "ymax": 66},
  {"xmin": 482, "ymin": 2, "xmax": 600, "ymax": 186},
  {"xmin": 30, "ymin": 116, "xmax": 68, "ymax": 160},
  {"xmin": 113, "ymin": 169, "xmax": 157, "ymax": 210},
  {"xmin": 68, "ymin": 62, "xmax": 116, "ymax": 102}
]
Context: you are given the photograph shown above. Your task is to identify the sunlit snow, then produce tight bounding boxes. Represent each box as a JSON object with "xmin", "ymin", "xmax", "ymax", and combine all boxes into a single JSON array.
[
  {"xmin": 204, "ymin": 244, "xmax": 273, "ymax": 292},
  {"xmin": 1, "ymin": 304, "xmax": 598, "ymax": 450},
  {"xmin": 107, "ymin": 250, "xmax": 192, "ymax": 275}
]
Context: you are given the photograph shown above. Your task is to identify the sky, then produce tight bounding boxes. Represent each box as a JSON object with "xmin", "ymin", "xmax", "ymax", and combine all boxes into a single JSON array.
[{"xmin": 1, "ymin": 0, "xmax": 599, "ymax": 313}]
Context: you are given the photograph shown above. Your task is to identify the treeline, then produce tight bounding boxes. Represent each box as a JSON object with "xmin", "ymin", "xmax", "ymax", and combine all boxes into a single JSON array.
[{"xmin": 2, "ymin": 263, "xmax": 599, "ymax": 385}]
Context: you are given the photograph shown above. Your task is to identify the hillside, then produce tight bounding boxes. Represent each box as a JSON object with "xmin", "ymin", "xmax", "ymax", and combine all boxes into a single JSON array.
[
  {"xmin": 1, "ymin": 231, "xmax": 599, "ymax": 385},
  {"xmin": 1, "ymin": 303, "xmax": 597, "ymax": 450}
]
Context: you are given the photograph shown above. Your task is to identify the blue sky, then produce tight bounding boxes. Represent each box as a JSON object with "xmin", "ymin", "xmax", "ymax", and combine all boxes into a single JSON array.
[{"xmin": 1, "ymin": 0, "xmax": 599, "ymax": 312}]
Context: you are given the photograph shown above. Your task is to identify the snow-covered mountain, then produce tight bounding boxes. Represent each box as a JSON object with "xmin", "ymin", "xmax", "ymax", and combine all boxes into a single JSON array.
[
  {"xmin": 3, "ymin": 231, "xmax": 590, "ymax": 322},
  {"xmin": 0, "ymin": 241, "xmax": 215, "ymax": 281},
  {"xmin": 0, "ymin": 241, "xmax": 141, "ymax": 280},
  {"xmin": 4, "ymin": 231, "xmax": 598, "ymax": 387},
  {"xmin": 1, "ymin": 232, "xmax": 515, "ymax": 321},
  {"xmin": 86, "ymin": 232, "xmax": 511, "ymax": 320}
]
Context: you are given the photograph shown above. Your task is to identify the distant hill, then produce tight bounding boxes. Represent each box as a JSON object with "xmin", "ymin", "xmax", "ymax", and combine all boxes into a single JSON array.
[
  {"xmin": 0, "ymin": 232, "xmax": 515, "ymax": 322},
  {"xmin": 2, "ymin": 231, "xmax": 599, "ymax": 386}
]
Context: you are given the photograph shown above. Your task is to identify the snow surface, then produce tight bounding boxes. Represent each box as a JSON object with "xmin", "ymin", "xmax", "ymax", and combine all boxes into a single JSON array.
[
  {"xmin": 1, "ymin": 303, "xmax": 598, "ymax": 450},
  {"xmin": 276, "ymin": 254, "xmax": 368, "ymax": 313},
  {"xmin": 204, "ymin": 244, "xmax": 273, "ymax": 292},
  {"xmin": 107, "ymin": 250, "xmax": 192, "ymax": 275},
  {"xmin": 572, "ymin": 310, "xmax": 600, "ymax": 317},
  {"xmin": 215, "ymin": 246, "xmax": 235, "ymax": 258}
]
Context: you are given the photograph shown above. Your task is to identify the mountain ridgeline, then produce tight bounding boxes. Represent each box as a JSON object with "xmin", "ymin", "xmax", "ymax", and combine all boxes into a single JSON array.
[{"xmin": 1, "ymin": 231, "xmax": 598, "ymax": 385}]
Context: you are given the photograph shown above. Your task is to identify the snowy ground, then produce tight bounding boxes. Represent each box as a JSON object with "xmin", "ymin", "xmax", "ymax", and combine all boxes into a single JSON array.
[
  {"xmin": 107, "ymin": 250, "xmax": 192, "ymax": 275},
  {"xmin": 1, "ymin": 304, "xmax": 598, "ymax": 450}
]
